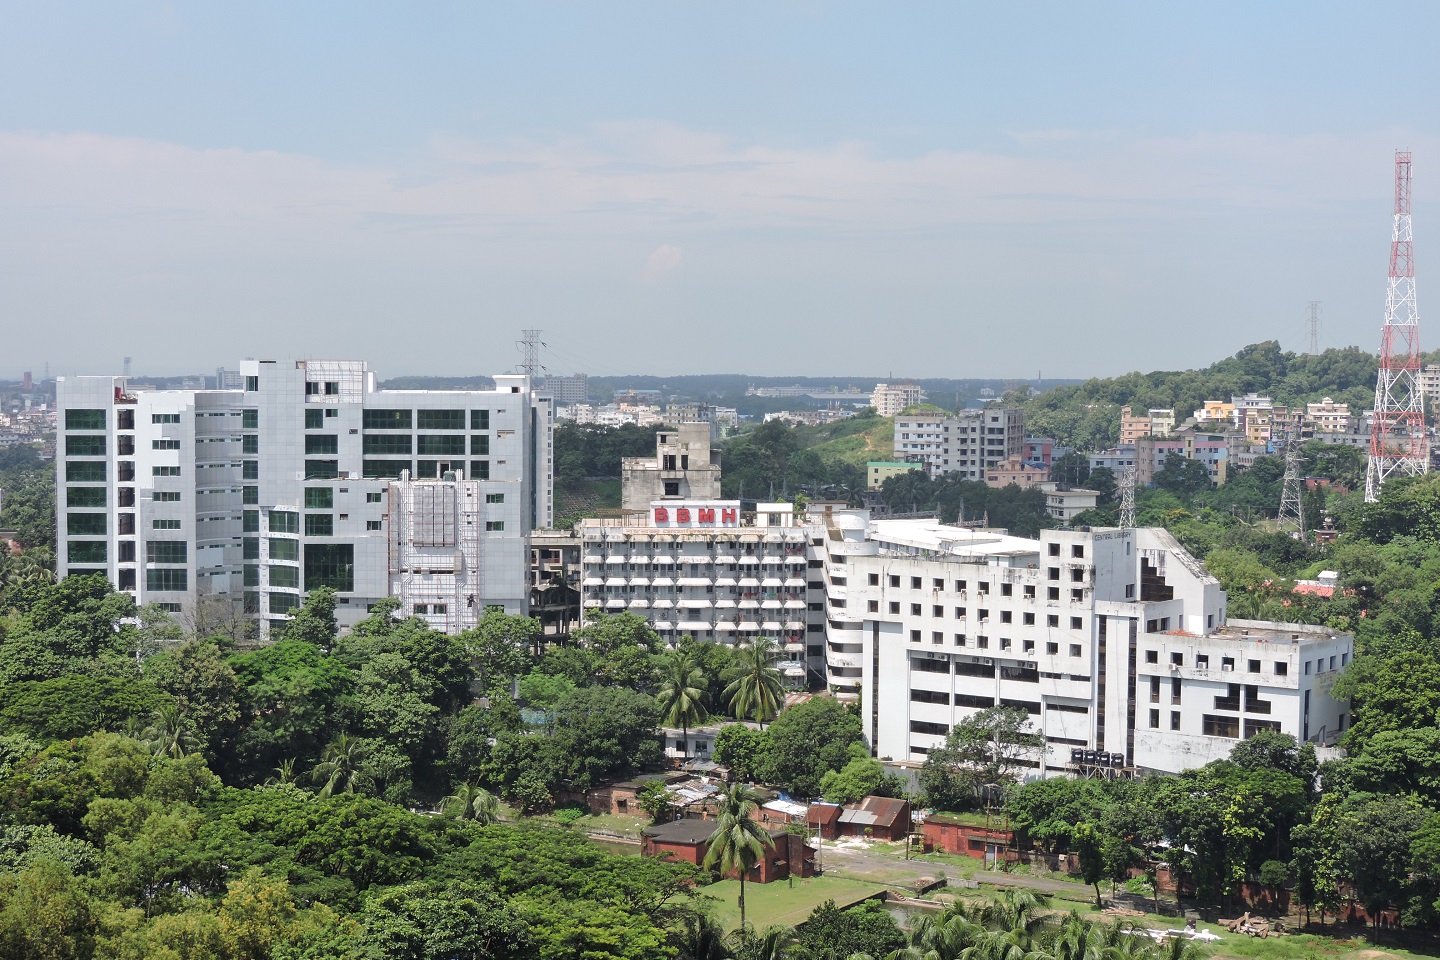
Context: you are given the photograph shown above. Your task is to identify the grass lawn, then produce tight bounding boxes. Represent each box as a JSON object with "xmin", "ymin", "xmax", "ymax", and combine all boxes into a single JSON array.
[{"xmin": 704, "ymin": 875, "xmax": 885, "ymax": 932}]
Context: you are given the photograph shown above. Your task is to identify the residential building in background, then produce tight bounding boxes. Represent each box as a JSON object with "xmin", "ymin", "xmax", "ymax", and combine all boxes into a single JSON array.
[
  {"xmin": 870, "ymin": 382, "xmax": 925, "ymax": 417},
  {"xmin": 867, "ymin": 461, "xmax": 921, "ymax": 490},
  {"xmin": 893, "ymin": 407, "xmax": 1026, "ymax": 481},
  {"xmin": 985, "ymin": 458, "xmax": 1048, "ymax": 488},
  {"xmin": 1044, "ymin": 488, "xmax": 1100, "ymax": 521},
  {"xmin": 56, "ymin": 359, "xmax": 551, "ymax": 639},
  {"xmin": 542, "ymin": 373, "xmax": 589, "ymax": 405},
  {"xmin": 1305, "ymin": 397, "xmax": 1351, "ymax": 434},
  {"xmin": 620, "ymin": 422, "xmax": 723, "ymax": 513}
]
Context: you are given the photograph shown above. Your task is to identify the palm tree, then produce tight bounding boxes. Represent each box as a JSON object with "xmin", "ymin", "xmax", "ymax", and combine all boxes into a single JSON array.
[
  {"xmin": 703, "ymin": 783, "xmax": 774, "ymax": 931},
  {"xmin": 142, "ymin": 703, "xmax": 193, "ymax": 758},
  {"xmin": 444, "ymin": 783, "xmax": 502, "ymax": 824},
  {"xmin": 266, "ymin": 758, "xmax": 298, "ymax": 786},
  {"xmin": 723, "ymin": 637, "xmax": 785, "ymax": 729},
  {"xmin": 680, "ymin": 914, "xmax": 731, "ymax": 960},
  {"xmin": 658, "ymin": 648, "xmax": 710, "ymax": 761},
  {"xmin": 897, "ymin": 903, "xmax": 985, "ymax": 960},
  {"xmin": 726, "ymin": 924, "xmax": 795, "ymax": 960},
  {"xmin": 312, "ymin": 733, "xmax": 370, "ymax": 798}
]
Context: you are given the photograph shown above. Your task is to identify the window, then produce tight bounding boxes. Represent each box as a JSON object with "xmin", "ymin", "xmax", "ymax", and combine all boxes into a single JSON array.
[
  {"xmin": 118, "ymin": 570, "xmax": 136, "ymax": 590},
  {"xmin": 1203, "ymin": 714, "xmax": 1240, "ymax": 738},
  {"xmin": 933, "ymin": 604, "xmax": 944, "ymax": 617},
  {"xmin": 1275, "ymin": 661, "xmax": 1288, "ymax": 676},
  {"xmin": 933, "ymin": 578, "xmax": 944, "ymax": 589},
  {"xmin": 241, "ymin": 435, "xmax": 258, "ymax": 454},
  {"xmin": 1023, "ymin": 612, "xmax": 1035, "ymax": 625},
  {"xmin": 244, "ymin": 565, "xmax": 260, "ymax": 587},
  {"xmin": 364, "ymin": 459, "xmax": 412, "ymax": 479},
  {"xmin": 868, "ymin": 573, "xmax": 880, "ymax": 586},
  {"xmin": 242, "ymin": 486, "xmax": 259, "ymax": 505},
  {"xmin": 67, "ymin": 487, "xmax": 106, "ymax": 507},
  {"xmin": 243, "ymin": 592, "xmax": 260, "ymax": 613},
  {"xmin": 910, "ymin": 603, "xmax": 922, "ymax": 616},
  {"xmin": 471, "ymin": 409, "xmax": 489, "ymax": 429},
  {"xmin": 151, "ymin": 412, "xmax": 181, "ymax": 424},
  {"xmin": 364, "ymin": 409, "xmax": 412, "ymax": 430},
  {"xmin": 1070, "ymin": 616, "xmax": 1082, "ymax": 630},
  {"xmin": 910, "ymin": 629, "xmax": 921, "ymax": 643},
  {"xmin": 955, "ymin": 579, "xmax": 967, "ymax": 591},
  {"xmin": 1072, "ymin": 544, "xmax": 1085, "ymax": 558},
  {"xmin": 1048, "ymin": 567, "xmax": 1060, "ymax": 580},
  {"xmin": 1046, "ymin": 641, "xmax": 1058, "ymax": 654},
  {"xmin": 468, "ymin": 460, "xmax": 490, "ymax": 480},
  {"xmin": 68, "ymin": 436, "xmax": 106, "ymax": 456},
  {"xmin": 269, "ymin": 593, "xmax": 299, "ymax": 614},
  {"xmin": 976, "ymin": 635, "xmax": 989, "ymax": 648},
  {"xmin": 1125, "ymin": 583, "xmax": 1135, "ymax": 598},
  {"xmin": 305, "ymin": 543, "xmax": 355, "ymax": 591},
  {"xmin": 269, "ymin": 511, "xmax": 299, "ymax": 534},
  {"xmin": 269, "ymin": 538, "xmax": 299, "ymax": 561},
  {"xmin": 305, "ymin": 409, "xmax": 324, "ymax": 429},
  {"xmin": 955, "ymin": 607, "xmax": 966, "ymax": 618},
  {"xmin": 153, "ymin": 465, "xmax": 181, "ymax": 477},
  {"xmin": 115, "ymin": 435, "xmax": 134, "ymax": 455},
  {"xmin": 1000, "ymin": 611, "xmax": 1012, "ymax": 624},
  {"xmin": 147, "ymin": 541, "xmax": 188, "ymax": 564},
  {"xmin": 66, "ymin": 461, "xmax": 106, "ymax": 482},
  {"xmin": 1222, "ymin": 656, "xmax": 1235, "ymax": 671},
  {"xmin": 910, "ymin": 720, "xmax": 949, "ymax": 736},
  {"xmin": 1071, "ymin": 588, "xmax": 1083, "ymax": 601},
  {"xmin": 242, "ymin": 461, "xmax": 258, "ymax": 479},
  {"xmin": 305, "ymin": 460, "xmax": 339, "ymax": 479},
  {"xmin": 153, "ymin": 519, "xmax": 181, "ymax": 530},
  {"xmin": 117, "ymin": 513, "xmax": 134, "ymax": 535},
  {"xmin": 66, "ymin": 409, "xmax": 106, "ymax": 430},
  {"xmin": 1145, "ymin": 649, "xmax": 1158, "ymax": 664},
  {"xmin": 366, "ymin": 520, "xmax": 382, "ymax": 531},
  {"xmin": 1071, "ymin": 568, "xmax": 1084, "ymax": 582},
  {"xmin": 146, "ymin": 569, "xmax": 188, "ymax": 591},
  {"xmin": 932, "ymin": 631, "xmax": 944, "ymax": 645},
  {"xmin": 889, "ymin": 575, "xmax": 900, "ymax": 588},
  {"xmin": 417, "ymin": 409, "xmax": 465, "ymax": 430},
  {"xmin": 471, "ymin": 435, "xmax": 490, "ymax": 455},
  {"xmin": 1171, "ymin": 711, "xmax": 1181, "ymax": 731},
  {"xmin": 1047, "ymin": 614, "xmax": 1059, "ymax": 627},
  {"xmin": 241, "ymin": 538, "xmax": 260, "ymax": 560},
  {"xmin": 152, "ymin": 491, "xmax": 181, "ymax": 502},
  {"xmin": 362, "ymin": 434, "xmax": 413, "ymax": 456},
  {"xmin": 912, "ymin": 657, "xmax": 949, "ymax": 673},
  {"xmin": 1047, "ymin": 586, "xmax": 1059, "ymax": 600},
  {"xmin": 1070, "ymin": 644, "xmax": 1082, "ymax": 657},
  {"xmin": 305, "ymin": 487, "xmax": 334, "ymax": 509},
  {"xmin": 1248, "ymin": 659, "xmax": 1261, "ymax": 673},
  {"xmin": 1169, "ymin": 651, "xmax": 1182, "ymax": 666},
  {"xmin": 305, "ymin": 435, "xmax": 338, "ymax": 455},
  {"xmin": 1149, "ymin": 709, "xmax": 1159, "ymax": 728},
  {"xmin": 418, "ymin": 434, "xmax": 466, "ymax": 456},
  {"xmin": 269, "ymin": 565, "xmax": 300, "ymax": 588},
  {"xmin": 305, "ymin": 514, "xmax": 334, "ymax": 536},
  {"xmin": 367, "ymin": 492, "xmax": 383, "ymax": 503},
  {"xmin": 245, "ymin": 375, "xmax": 259, "ymax": 391},
  {"xmin": 485, "ymin": 521, "xmax": 505, "ymax": 531},
  {"xmin": 244, "ymin": 510, "xmax": 260, "ymax": 533},
  {"xmin": 911, "ymin": 576, "xmax": 922, "ymax": 589},
  {"xmin": 1048, "ymin": 543, "xmax": 1061, "ymax": 556},
  {"xmin": 68, "ymin": 541, "xmax": 107, "ymax": 563},
  {"xmin": 116, "ymin": 409, "xmax": 134, "ymax": 430},
  {"xmin": 911, "ymin": 689, "xmax": 951, "ymax": 705},
  {"xmin": 1196, "ymin": 654, "xmax": 1209, "ymax": 669},
  {"xmin": 889, "ymin": 602, "xmax": 900, "ymax": 615}
]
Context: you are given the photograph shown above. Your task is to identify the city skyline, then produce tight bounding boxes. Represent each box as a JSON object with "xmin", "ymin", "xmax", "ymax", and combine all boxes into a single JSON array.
[{"xmin": 5, "ymin": 3, "xmax": 1440, "ymax": 378}]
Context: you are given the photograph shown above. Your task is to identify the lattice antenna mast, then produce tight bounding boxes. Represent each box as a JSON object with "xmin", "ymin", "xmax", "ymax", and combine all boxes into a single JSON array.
[
  {"xmin": 1366, "ymin": 151, "xmax": 1429, "ymax": 501},
  {"xmin": 1118, "ymin": 464, "xmax": 1136, "ymax": 529},
  {"xmin": 1278, "ymin": 428, "xmax": 1306, "ymax": 539},
  {"xmin": 1307, "ymin": 301, "xmax": 1321, "ymax": 355},
  {"xmin": 518, "ymin": 329, "xmax": 545, "ymax": 379}
]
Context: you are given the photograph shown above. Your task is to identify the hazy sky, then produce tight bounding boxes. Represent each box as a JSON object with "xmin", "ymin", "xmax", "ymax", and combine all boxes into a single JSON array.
[{"xmin": 5, "ymin": 2, "xmax": 1440, "ymax": 381}]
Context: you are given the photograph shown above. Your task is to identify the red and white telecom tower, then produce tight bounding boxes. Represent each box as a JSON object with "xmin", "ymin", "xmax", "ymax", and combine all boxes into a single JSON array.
[{"xmin": 1365, "ymin": 150, "xmax": 1429, "ymax": 502}]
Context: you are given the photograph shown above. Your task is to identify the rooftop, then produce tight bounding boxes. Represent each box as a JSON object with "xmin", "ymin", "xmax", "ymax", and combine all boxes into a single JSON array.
[
  {"xmin": 1207, "ymin": 619, "xmax": 1349, "ymax": 644},
  {"xmin": 867, "ymin": 519, "xmax": 1043, "ymax": 559}
]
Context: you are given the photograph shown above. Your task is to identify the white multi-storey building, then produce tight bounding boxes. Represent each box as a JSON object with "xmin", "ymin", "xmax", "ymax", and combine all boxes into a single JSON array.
[
  {"xmin": 816, "ymin": 516, "xmax": 1351, "ymax": 776},
  {"xmin": 871, "ymin": 383, "xmax": 925, "ymax": 417},
  {"xmin": 577, "ymin": 500, "xmax": 826, "ymax": 682},
  {"xmin": 56, "ymin": 359, "xmax": 551, "ymax": 638},
  {"xmin": 893, "ymin": 408, "xmax": 1026, "ymax": 480}
]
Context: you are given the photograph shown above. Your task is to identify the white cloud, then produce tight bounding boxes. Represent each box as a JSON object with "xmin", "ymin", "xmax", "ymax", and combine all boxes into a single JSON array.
[{"xmin": 642, "ymin": 244, "xmax": 684, "ymax": 282}]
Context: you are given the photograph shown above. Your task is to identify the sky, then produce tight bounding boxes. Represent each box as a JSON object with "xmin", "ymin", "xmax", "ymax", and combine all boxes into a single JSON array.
[{"xmin": 5, "ymin": 2, "xmax": 1440, "ymax": 381}]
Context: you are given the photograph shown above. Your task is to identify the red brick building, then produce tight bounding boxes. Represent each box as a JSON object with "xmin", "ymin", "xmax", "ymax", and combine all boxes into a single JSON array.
[
  {"xmin": 836, "ymin": 796, "xmax": 912, "ymax": 842},
  {"xmin": 640, "ymin": 818, "xmax": 816, "ymax": 883},
  {"xmin": 921, "ymin": 813, "xmax": 1014, "ymax": 860}
]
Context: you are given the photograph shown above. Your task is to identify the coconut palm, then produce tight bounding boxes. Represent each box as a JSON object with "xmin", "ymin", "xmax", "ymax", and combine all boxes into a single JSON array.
[
  {"xmin": 142, "ymin": 703, "xmax": 193, "ymax": 758},
  {"xmin": 658, "ymin": 648, "xmax": 710, "ymax": 761},
  {"xmin": 312, "ymin": 733, "xmax": 370, "ymax": 798},
  {"xmin": 266, "ymin": 758, "xmax": 298, "ymax": 786},
  {"xmin": 444, "ymin": 782, "xmax": 502, "ymax": 824},
  {"xmin": 679, "ymin": 913, "xmax": 731, "ymax": 960},
  {"xmin": 703, "ymin": 783, "xmax": 774, "ymax": 931},
  {"xmin": 896, "ymin": 904, "xmax": 986, "ymax": 960},
  {"xmin": 726, "ymin": 924, "xmax": 795, "ymax": 960},
  {"xmin": 723, "ymin": 637, "xmax": 785, "ymax": 729}
]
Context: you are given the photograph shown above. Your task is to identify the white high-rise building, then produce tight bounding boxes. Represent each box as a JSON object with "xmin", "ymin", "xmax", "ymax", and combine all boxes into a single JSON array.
[
  {"xmin": 816, "ymin": 516, "xmax": 1351, "ymax": 776},
  {"xmin": 56, "ymin": 359, "xmax": 551, "ymax": 639},
  {"xmin": 893, "ymin": 407, "xmax": 1026, "ymax": 480}
]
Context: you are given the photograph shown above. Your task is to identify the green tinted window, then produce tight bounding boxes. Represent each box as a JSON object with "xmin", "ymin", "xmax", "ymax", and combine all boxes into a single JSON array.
[
  {"xmin": 470, "ymin": 460, "xmax": 490, "ymax": 480},
  {"xmin": 304, "ymin": 488, "xmax": 333, "ymax": 509},
  {"xmin": 244, "ymin": 564, "xmax": 260, "ymax": 587},
  {"xmin": 417, "ymin": 409, "xmax": 464, "ymax": 430},
  {"xmin": 269, "ymin": 538, "xmax": 299, "ymax": 561},
  {"xmin": 242, "ymin": 460, "xmax": 258, "ymax": 479},
  {"xmin": 147, "ymin": 569, "xmax": 188, "ymax": 591},
  {"xmin": 470, "ymin": 434, "xmax": 490, "ymax": 455},
  {"xmin": 363, "ymin": 409, "xmax": 412, "ymax": 430},
  {"xmin": 269, "ymin": 593, "xmax": 300, "ymax": 614},
  {"xmin": 67, "ymin": 436, "xmax": 105, "ymax": 456},
  {"xmin": 243, "ymin": 486, "xmax": 259, "ymax": 505},
  {"xmin": 146, "ymin": 541, "xmax": 188, "ymax": 563},
  {"xmin": 66, "ymin": 461, "xmax": 106, "ymax": 482},
  {"xmin": 363, "ymin": 434, "xmax": 411, "ymax": 455},
  {"xmin": 243, "ymin": 510, "xmax": 260, "ymax": 533},
  {"xmin": 305, "ymin": 543, "xmax": 355, "ymax": 592},
  {"xmin": 69, "ymin": 540, "xmax": 107, "ymax": 563},
  {"xmin": 305, "ymin": 409, "xmax": 324, "ymax": 429},
  {"xmin": 363, "ymin": 459, "xmax": 411, "ymax": 479},
  {"xmin": 243, "ymin": 537, "xmax": 260, "ymax": 559},
  {"xmin": 68, "ymin": 513, "xmax": 106, "ymax": 535},
  {"xmin": 269, "ymin": 565, "xmax": 300, "ymax": 588},
  {"xmin": 66, "ymin": 487, "xmax": 106, "ymax": 508},
  {"xmin": 305, "ymin": 435, "xmax": 338, "ymax": 455},
  {"xmin": 305, "ymin": 460, "xmax": 339, "ymax": 479},
  {"xmin": 242, "ymin": 435, "xmax": 258, "ymax": 454},
  {"xmin": 269, "ymin": 511, "xmax": 298, "ymax": 534},
  {"xmin": 471, "ymin": 409, "xmax": 489, "ymax": 430},
  {"xmin": 66, "ymin": 409, "xmax": 106, "ymax": 430},
  {"xmin": 418, "ymin": 434, "xmax": 466, "ymax": 456},
  {"xmin": 242, "ymin": 409, "xmax": 259, "ymax": 428},
  {"xmin": 305, "ymin": 514, "xmax": 333, "ymax": 537},
  {"xmin": 243, "ymin": 591, "xmax": 260, "ymax": 613}
]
